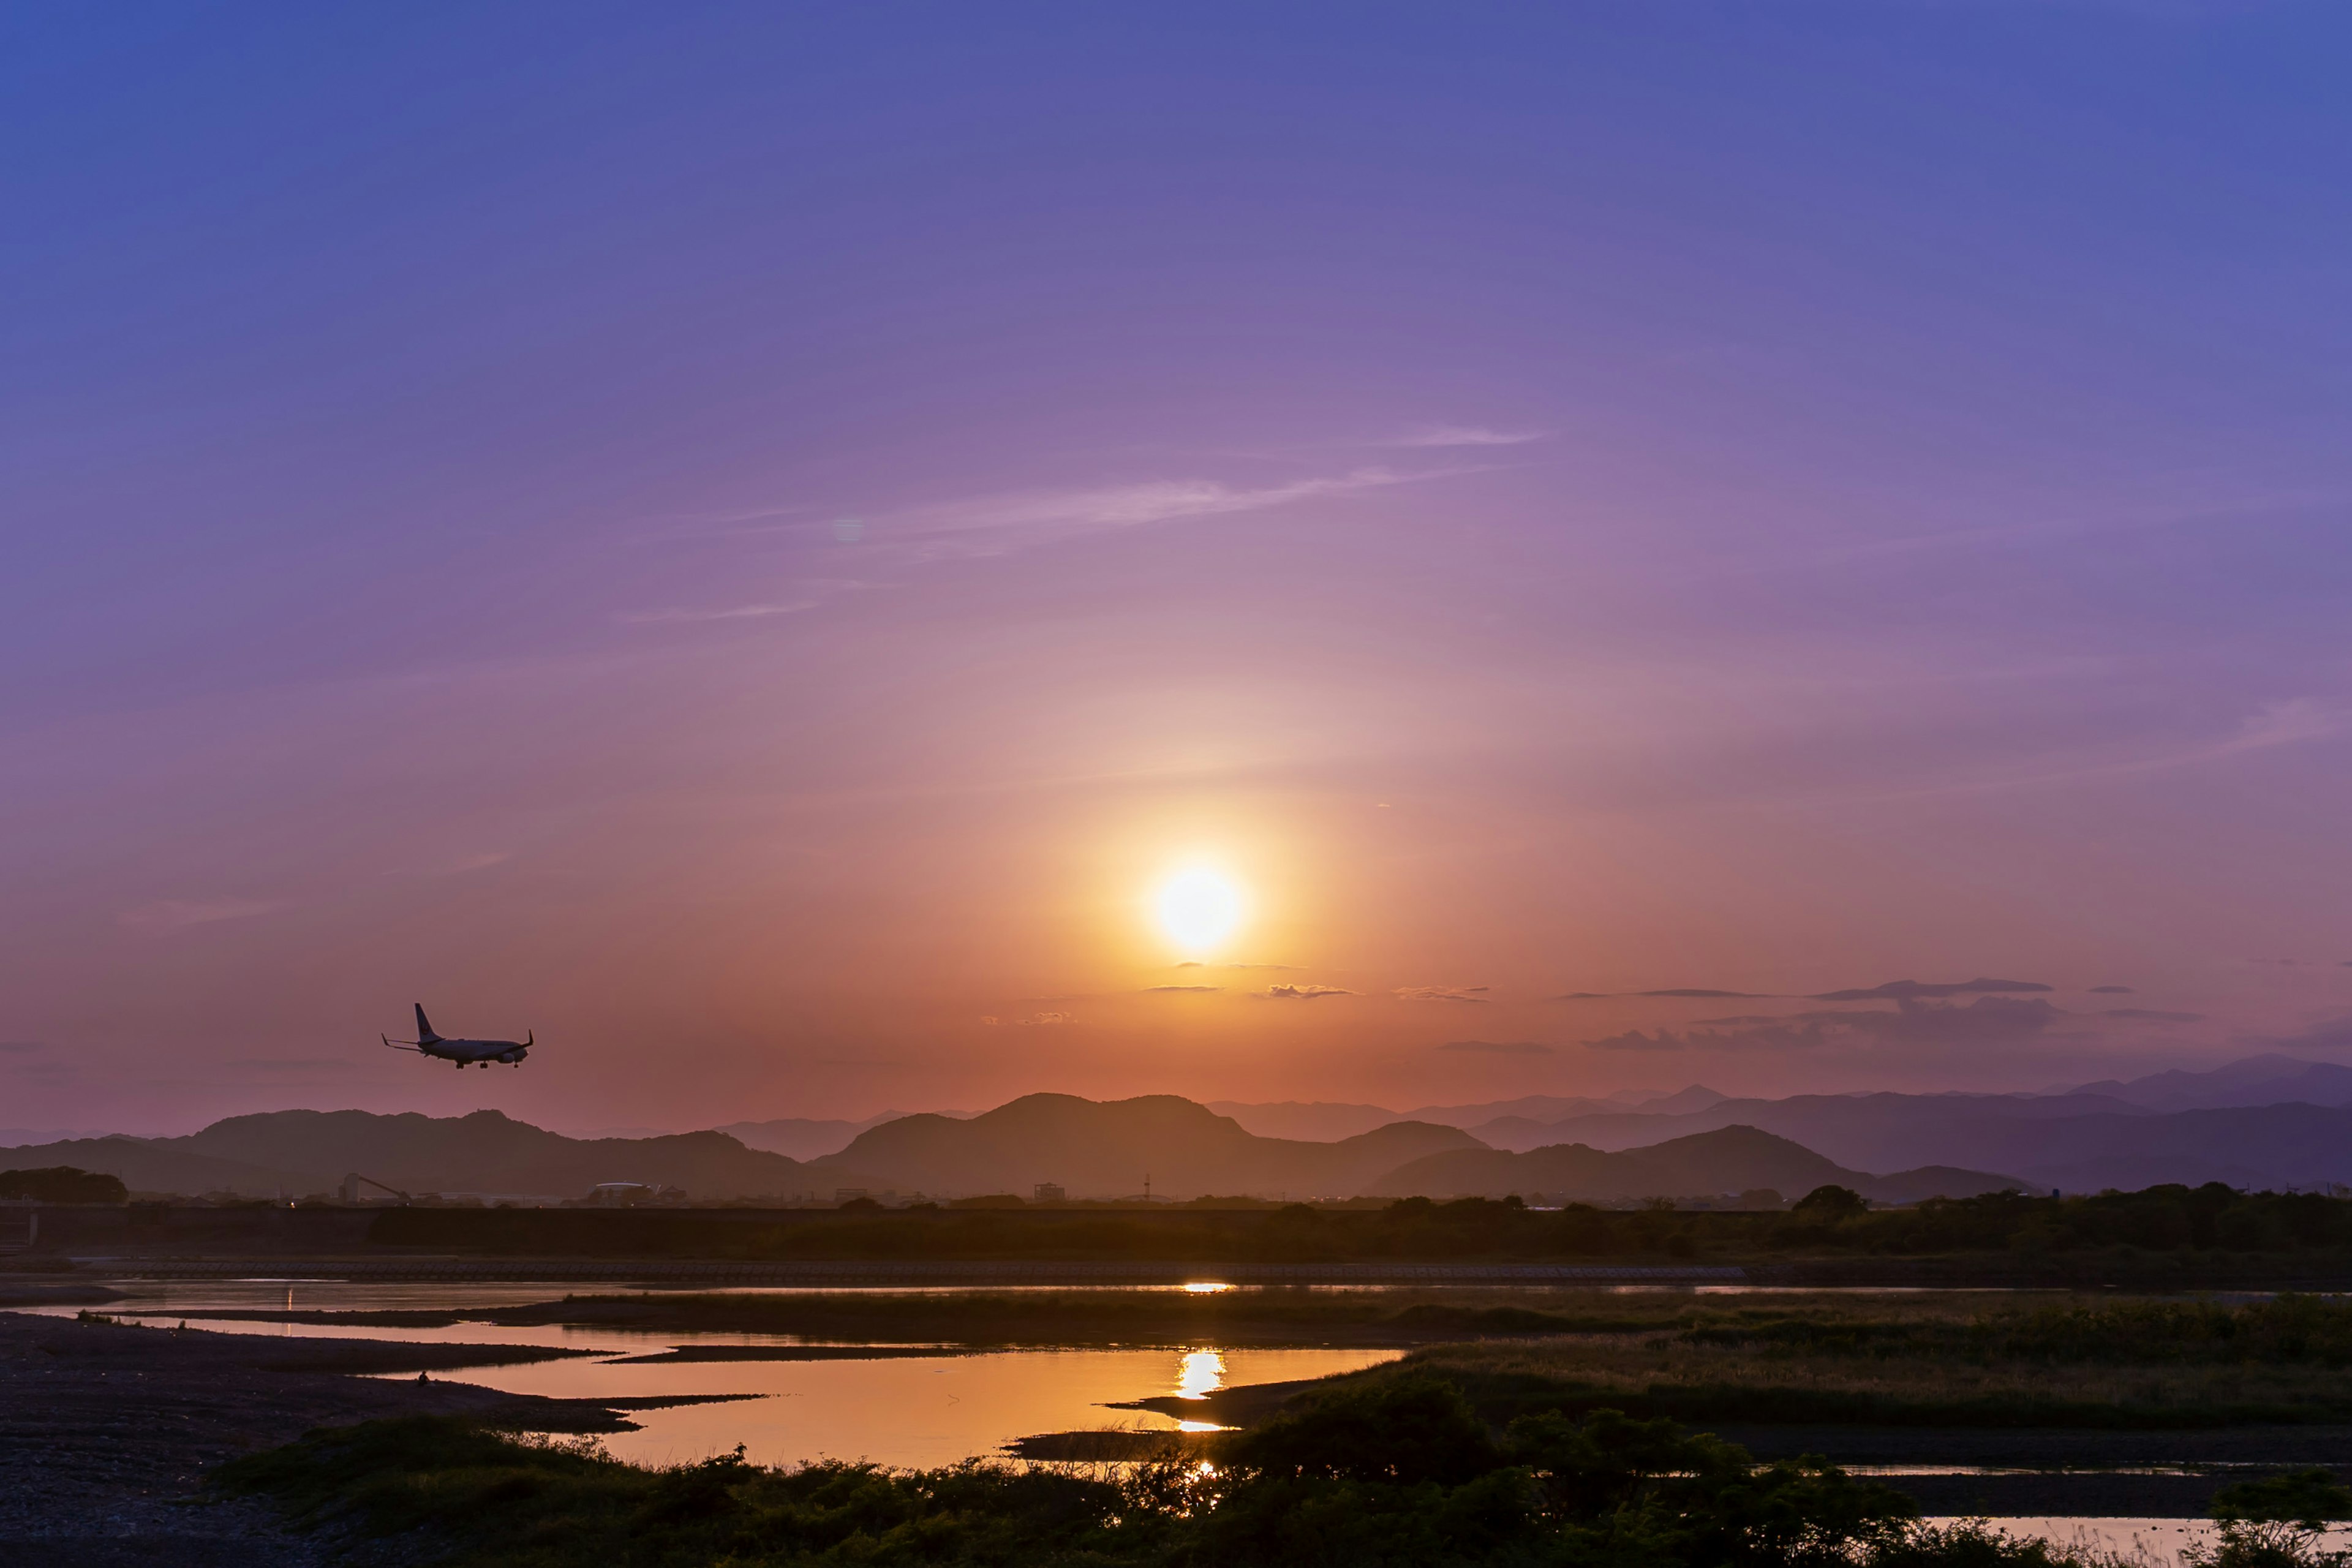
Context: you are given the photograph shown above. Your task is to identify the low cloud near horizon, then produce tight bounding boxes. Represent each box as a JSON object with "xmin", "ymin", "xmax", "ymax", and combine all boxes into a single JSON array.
[
  {"xmin": 1395, "ymin": 985, "xmax": 1490, "ymax": 1003},
  {"xmin": 119, "ymin": 897, "xmax": 284, "ymax": 932},
  {"xmin": 1264, "ymin": 984, "xmax": 1354, "ymax": 1000},
  {"xmin": 1436, "ymin": 1039, "xmax": 1553, "ymax": 1055},
  {"xmin": 1588, "ymin": 996, "xmax": 2063, "ymax": 1054}
]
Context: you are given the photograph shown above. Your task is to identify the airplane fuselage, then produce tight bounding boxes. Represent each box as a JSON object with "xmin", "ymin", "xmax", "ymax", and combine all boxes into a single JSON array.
[
  {"xmin": 418, "ymin": 1037, "xmax": 530, "ymax": 1066},
  {"xmin": 386, "ymin": 1005, "xmax": 532, "ymax": 1068}
]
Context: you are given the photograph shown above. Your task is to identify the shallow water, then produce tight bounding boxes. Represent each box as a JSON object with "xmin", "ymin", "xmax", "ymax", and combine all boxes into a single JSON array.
[
  {"xmin": 461, "ymin": 1343, "xmax": 1393, "ymax": 1469},
  {"xmin": 1940, "ymin": 1519, "xmax": 2352, "ymax": 1566},
  {"xmin": 31, "ymin": 1278, "xmax": 1400, "ymax": 1468}
]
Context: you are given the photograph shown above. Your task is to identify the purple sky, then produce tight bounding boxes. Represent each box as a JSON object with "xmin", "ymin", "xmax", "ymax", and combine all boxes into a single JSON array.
[{"xmin": 7, "ymin": 4, "xmax": 2352, "ymax": 1134}]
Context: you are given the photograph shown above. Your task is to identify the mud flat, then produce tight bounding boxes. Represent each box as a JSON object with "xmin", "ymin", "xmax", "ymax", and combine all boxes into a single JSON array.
[{"xmin": 0, "ymin": 1311, "xmax": 746, "ymax": 1568}]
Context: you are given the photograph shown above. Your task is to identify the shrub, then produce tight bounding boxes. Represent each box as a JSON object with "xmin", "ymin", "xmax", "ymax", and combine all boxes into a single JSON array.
[{"xmin": 0, "ymin": 1166, "xmax": 127, "ymax": 1204}]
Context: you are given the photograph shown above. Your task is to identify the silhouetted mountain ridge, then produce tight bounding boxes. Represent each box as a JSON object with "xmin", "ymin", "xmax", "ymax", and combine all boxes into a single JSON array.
[
  {"xmin": 1368, "ymin": 1124, "xmax": 2022, "ymax": 1205},
  {"xmin": 1461, "ymin": 1058, "xmax": 2352, "ymax": 1190},
  {"xmin": 0, "ymin": 1110, "xmax": 864, "ymax": 1200},
  {"xmin": 832, "ymin": 1093, "xmax": 1483, "ymax": 1199}
]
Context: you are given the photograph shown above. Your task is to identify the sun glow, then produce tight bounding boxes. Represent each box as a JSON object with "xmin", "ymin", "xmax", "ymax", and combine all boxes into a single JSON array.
[{"xmin": 1153, "ymin": 867, "xmax": 1246, "ymax": 955}]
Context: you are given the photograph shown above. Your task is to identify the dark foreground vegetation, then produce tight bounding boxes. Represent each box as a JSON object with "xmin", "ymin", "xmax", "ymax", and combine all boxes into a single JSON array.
[
  {"xmin": 0, "ymin": 1164, "xmax": 127, "ymax": 1202},
  {"xmin": 218, "ymin": 1379, "xmax": 2352, "ymax": 1568},
  {"xmin": 347, "ymin": 1183, "xmax": 2352, "ymax": 1277},
  {"xmin": 1373, "ymin": 1293, "xmax": 2352, "ymax": 1431}
]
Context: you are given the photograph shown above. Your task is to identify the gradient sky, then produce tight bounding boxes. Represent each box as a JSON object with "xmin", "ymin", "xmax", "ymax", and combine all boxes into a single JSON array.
[{"xmin": 8, "ymin": 4, "xmax": 2352, "ymax": 1135}]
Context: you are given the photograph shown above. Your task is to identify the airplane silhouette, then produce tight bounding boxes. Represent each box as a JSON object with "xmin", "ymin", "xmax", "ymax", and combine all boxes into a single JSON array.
[{"xmin": 383, "ymin": 1005, "xmax": 533, "ymax": 1069}]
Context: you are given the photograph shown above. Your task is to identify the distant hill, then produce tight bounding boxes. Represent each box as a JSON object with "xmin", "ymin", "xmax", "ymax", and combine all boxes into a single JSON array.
[
  {"xmin": 1464, "ymin": 1091, "xmax": 2149, "ymax": 1160},
  {"xmin": 1364, "ymin": 1125, "xmax": 2024, "ymax": 1204},
  {"xmin": 2063, "ymin": 1055, "xmax": 2352, "ymax": 1113},
  {"xmin": 714, "ymin": 1112, "xmax": 918, "ymax": 1161},
  {"xmin": 1454, "ymin": 1065, "xmax": 2352, "ymax": 1191},
  {"xmin": 832, "ymin": 1093, "xmax": 1485, "ymax": 1199},
  {"xmin": 0, "ymin": 1110, "xmax": 874, "ymax": 1201},
  {"xmin": 1403, "ymin": 1087, "xmax": 1728, "ymax": 1129},
  {"xmin": 1204, "ymin": 1101, "xmax": 1403, "ymax": 1142},
  {"xmin": 0, "ymin": 1134, "xmax": 302, "ymax": 1199}
]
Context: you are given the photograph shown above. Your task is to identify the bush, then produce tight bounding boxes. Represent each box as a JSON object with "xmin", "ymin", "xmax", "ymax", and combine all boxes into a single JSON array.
[
  {"xmin": 1793, "ymin": 1185, "xmax": 1869, "ymax": 1223},
  {"xmin": 0, "ymin": 1166, "xmax": 126, "ymax": 1204}
]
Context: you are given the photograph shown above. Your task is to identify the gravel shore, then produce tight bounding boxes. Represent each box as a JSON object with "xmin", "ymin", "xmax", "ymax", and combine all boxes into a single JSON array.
[{"xmin": 0, "ymin": 1310, "xmax": 696, "ymax": 1567}]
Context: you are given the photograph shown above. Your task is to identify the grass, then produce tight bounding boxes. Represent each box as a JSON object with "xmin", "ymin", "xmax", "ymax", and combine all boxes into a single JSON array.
[
  {"xmin": 1317, "ymin": 1295, "xmax": 2352, "ymax": 1429},
  {"xmin": 217, "ymin": 1392, "xmax": 2181, "ymax": 1568}
]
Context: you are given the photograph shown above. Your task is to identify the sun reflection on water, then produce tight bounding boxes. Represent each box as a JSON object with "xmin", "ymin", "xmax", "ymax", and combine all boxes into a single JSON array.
[{"xmin": 1175, "ymin": 1349, "xmax": 1225, "ymax": 1400}]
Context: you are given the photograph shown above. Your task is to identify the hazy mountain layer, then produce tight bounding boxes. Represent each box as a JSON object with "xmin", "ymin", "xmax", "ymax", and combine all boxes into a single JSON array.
[
  {"xmin": 1209, "ymin": 1085, "xmax": 1732, "ymax": 1140},
  {"xmin": 1202, "ymin": 1101, "xmax": 1402, "ymax": 1142},
  {"xmin": 1460, "ymin": 1062, "xmax": 2352, "ymax": 1192},
  {"xmin": 13, "ymin": 1077, "xmax": 2345, "ymax": 1202},
  {"xmin": 1363, "ymin": 1125, "xmax": 2022, "ymax": 1204},
  {"xmin": 2062, "ymin": 1054, "xmax": 2352, "ymax": 1112},
  {"xmin": 714, "ymin": 1114, "xmax": 914, "ymax": 1162}
]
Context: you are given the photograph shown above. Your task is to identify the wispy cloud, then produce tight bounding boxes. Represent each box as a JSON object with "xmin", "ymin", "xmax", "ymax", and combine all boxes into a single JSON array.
[
  {"xmin": 1395, "ymin": 985, "xmax": 1490, "ymax": 1003},
  {"xmin": 1588, "ymin": 1023, "xmax": 1830, "ymax": 1053},
  {"xmin": 880, "ymin": 467, "xmax": 1438, "ymax": 551},
  {"xmin": 1144, "ymin": 985, "xmax": 1221, "ymax": 993},
  {"xmin": 1811, "ymin": 978, "xmax": 2051, "ymax": 1001},
  {"xmin": 119, "ymin": 898, "xmax": 283, "ymax": 932},
  {"xmin": 1552, "ymin": 988, "xmax": 1763, "ymax": 1000},
  {"xmin": 393, "ymin": 851, "xmax": 512, "ymax": 878},
  {"xmin": 1264, "ymin": 984, "xmax": 1355, "ymax": 1001},
  {"xmin": 1588, "ymin": 996, "xmax": 2064, "ymax": 1053},
  {"xmin": 1835, "ymin": 699, "xmax": 2346, "ymax": 805},
  {"xmin": 1436, "ymin": 1039, "xmax": 1553, "ymax": 1055},
  {"xmin": 1389, "ymin": 426, "xmax": 1543, "ymax": 448},
  {"xmin": 618, "ymin": 600, "xmax": 819, "ymax": 625},
  {"xmin": 979, "ymin": 1012, "xmax": 1073, "ymax": 1027}
]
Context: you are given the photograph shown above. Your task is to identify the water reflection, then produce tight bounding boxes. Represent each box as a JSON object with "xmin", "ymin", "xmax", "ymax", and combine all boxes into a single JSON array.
[
  {"xmin": 1939, "ymin": 1520, "xmax": 2352, "ymax": 1567},
  {"xmin": 1174, "ymin": 1349, "xmax": 1225, "ymax": 1400},
  {"xmin": 32, "ymin": 1279, "xmax": 1395, "ymax": 1469},
  {"xmin": 466, "ymin": 1343, "xmax": 1384, "ymax": 1468}
]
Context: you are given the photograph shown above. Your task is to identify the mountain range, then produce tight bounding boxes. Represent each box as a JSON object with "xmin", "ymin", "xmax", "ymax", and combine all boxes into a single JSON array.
[
  {"xmin": 1223, "ymin": 1057, "xmax": 2352, "ymax": 1193},
  {"xmin": 0, "ymin": 1111, "xmax": 872, "ymax": 1203},
  {"xmin": 1365, "ymin": 1125, "xmax": 2013, "ymax": 1206},
  {"xmin": 829, "ymin": 1096, "xmax": 1482, "ymax": 1199},
  {"xmin": 9, "ymin": 1054, "xmax": 2352, "ymax": 1203},
  {"xmin": 0, "ymin": 1096, "xmax": 2010, "ymax": 1205}
]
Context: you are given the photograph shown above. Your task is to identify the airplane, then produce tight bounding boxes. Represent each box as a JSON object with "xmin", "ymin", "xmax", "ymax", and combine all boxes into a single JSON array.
[{"xmin": 383, "ymin": 1005, "xmax": 533, "ymax": 1069}]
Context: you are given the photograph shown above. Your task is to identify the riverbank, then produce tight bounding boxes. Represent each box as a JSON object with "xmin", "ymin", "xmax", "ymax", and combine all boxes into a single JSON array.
[{"xmin": 0, "ymin": 1311, "xmax": 745, "ymax": 1566}]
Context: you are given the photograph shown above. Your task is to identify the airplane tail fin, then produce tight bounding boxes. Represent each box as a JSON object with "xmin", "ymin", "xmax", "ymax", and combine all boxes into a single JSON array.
[{"xmin": 414, "ymin": 1004, "xmax": 442, "ymax": 1044}]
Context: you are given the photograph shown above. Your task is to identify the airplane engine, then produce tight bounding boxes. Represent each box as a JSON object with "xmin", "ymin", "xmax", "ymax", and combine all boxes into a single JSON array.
[{"xmin": 499, "ymin": 1050, "xmax": 524, "ymax": 1064}]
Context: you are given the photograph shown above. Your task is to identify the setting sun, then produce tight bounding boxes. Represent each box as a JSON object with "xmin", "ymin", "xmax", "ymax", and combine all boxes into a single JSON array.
[{"xmin": 1153, "ymin": 867, "xmax": 1246, "ymax": 956}]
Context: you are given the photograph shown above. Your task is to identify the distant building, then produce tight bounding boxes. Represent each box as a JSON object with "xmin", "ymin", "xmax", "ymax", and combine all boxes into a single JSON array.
[
  {"xmin": 581, "ymin": 1182, "xmax": 685, "ymax": 1207},
  {"xmin": 1033, "ymin": 1182, "xmax": 1065, "ymax": 1203}
]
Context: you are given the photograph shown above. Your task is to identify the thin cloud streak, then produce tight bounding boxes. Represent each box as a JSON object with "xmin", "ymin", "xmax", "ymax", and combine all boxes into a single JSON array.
[
  {"xmin": 119, "ymin": 898, "xmax": 284, "ymax": 932},
  {"xmin": 1802, "ymin": 699, "xmax": 2346, "ymax": 809},
  {"xmin": 1395, "ymin": 985, "xmax": 1491, "ymax": 1003},
  {"xmin": 618, "ymin": 600, "xmax": 819, "ymax": 625},
  {"xmin": 1389, "ymin": 426, "xmax": 1544, "ymax": 448},
  {"xmin": 880, "ymin": 466, "xmax": 1453, "ymax": 544}
]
